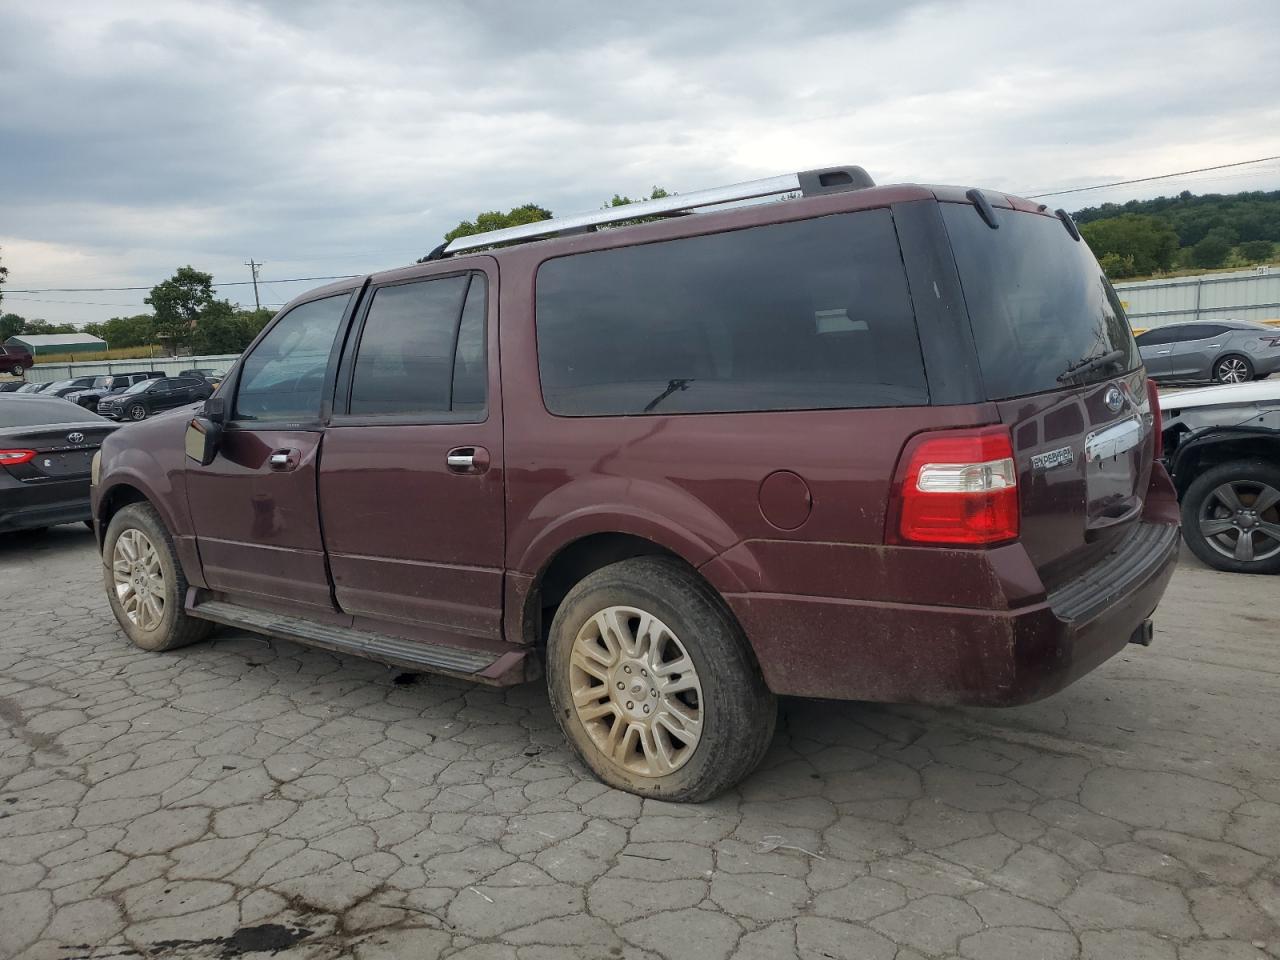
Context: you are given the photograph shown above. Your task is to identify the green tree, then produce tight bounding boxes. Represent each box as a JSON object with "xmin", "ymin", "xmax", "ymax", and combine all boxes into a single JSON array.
[
  {"xmin": 1097, "ymin": 252, "xmax": 1138, "ymax": 279},
  {"xmin": 192, "ymin": 303, "xmax": 273, "ymax": 354},
  {"xmin": 1079, "ymin": 214, "xmax": 1179, "ymax": 276},
  {"xmin": 1238, "ymin": 240, "xmax": 1274, "ymax": 263},
  {"xmin": 1190, "ymin": 229, "xmax": 1233, "ymax": 269},
  {"xmin": 91, "ymin": 314, "xmax": 157, "ymax": 349},
  {"xmin": 602, "ymin": 186, "xmax": 672, "ymax": 225},
  {"xmin": 421, "ymin": 203, "xmax": 554, "ymax": 260},
  {"xmin": 146, "ymin": 266, "xmax": 214, "ymax": 353},
  {"xmin": 0, "ymin": 312, "xmax": 24, "ymax": 342},
  {"xmin": 20, "ymin": 319, "xmax": 78, "ymax": 335}
]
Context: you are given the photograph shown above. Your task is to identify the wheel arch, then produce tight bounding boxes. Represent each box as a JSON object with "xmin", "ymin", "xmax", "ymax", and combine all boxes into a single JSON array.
[{"xmin": 1169, "ymin": 428, "xmax": 1280, "ymax": 497}]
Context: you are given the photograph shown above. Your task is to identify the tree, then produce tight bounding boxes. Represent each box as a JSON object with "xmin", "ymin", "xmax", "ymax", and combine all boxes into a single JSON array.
[
  {"xmin": 1190, "ymin": 230, "xmax": 1233, "ymax": 269},
  {"xmin": 602, "ymin": 187, "xmax": 672, "ymax": 225},
  {"xmin": 20, "ymin": 319, "xmax": 78, "ymax": 335},
  {"xmin": 88, "ymin": 314, "xmax": 156, "ymax": 349},
  {"xmin": 1097, "ymin": 252, "xmax": 1138, "ymax": 279},
  {"xmin": 192, "ymin": 303, "xmax": 273, "ymax": 354},
  {"xmin": 146, "ymin": 266, "xmax": 215, "ymax": 353},
  {"xmin": 0, "ymin": 312, "xmax": 24, "ymax": 342},
  {"xmin": 420, "ymin": 204, "xmax": 554, "ymax": 260},
  {"xmin": 1079, "ymin": 214, "xmax": 1179, "ymax": 276},
  {"xmin": 1239, "ymin": 240, "xmax": 1274, "ymax": 263}
]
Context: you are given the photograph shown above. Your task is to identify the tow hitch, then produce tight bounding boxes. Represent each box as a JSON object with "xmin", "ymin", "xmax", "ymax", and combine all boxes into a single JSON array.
[{"xmin": 1128, "ymin": 619, "xmax": 1154, "ymax": 646}]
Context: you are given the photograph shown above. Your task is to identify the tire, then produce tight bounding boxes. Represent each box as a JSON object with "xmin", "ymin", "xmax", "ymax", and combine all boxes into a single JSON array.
[
  {"xmin": 546, "ymin": 556, "xmax": 776, "ymax": 801},
  {"xmin": 127, "ymin": 403, "xmax": 147, "ymax": 421},
  {"xmin": 103, "ymin": 502, "xmax": 214, "ymax": 650},
  {"xmin": 10, "ymin": 364, "xmax": 24, "ymax": 376},
  {"xmin": 1180, "ymin": 460, "xmax": 1280, "ymax": 574},
  {"xmin": 1213, "ymin": 354, "xmax": 1254, "ymax": 384}
]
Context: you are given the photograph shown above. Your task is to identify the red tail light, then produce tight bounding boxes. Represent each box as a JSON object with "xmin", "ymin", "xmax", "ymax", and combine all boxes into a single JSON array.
[
  {"xmin": 0, "ymin": 449, "xmax": 36, "ymax": 466},
  {"xmin": 889, "ymin": 427, "xmax": 1019, "ymax": 546},
  {"xmin": 1146, "ymin": 377, "xmax": 1163, "ymax": 461}
]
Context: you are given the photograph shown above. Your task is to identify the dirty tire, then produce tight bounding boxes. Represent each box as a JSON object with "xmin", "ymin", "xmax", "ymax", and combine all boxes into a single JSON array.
[
  {"xmin": 103, "ymin": 502, "xmax": 214, "ymax": 651},
  {"xmin": 547, "ymin": 556, "xmax": 776, "ymax": 802},
  {"xmin": 1180, "ymin": 460, "xmax": 1280, "ymax": 575}
]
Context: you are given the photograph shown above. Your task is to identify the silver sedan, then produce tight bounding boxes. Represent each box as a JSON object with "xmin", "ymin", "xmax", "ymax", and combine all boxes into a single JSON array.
[{"xmin": 1136, "ymin": 319, "xmax": 1280, "ymax": 383}]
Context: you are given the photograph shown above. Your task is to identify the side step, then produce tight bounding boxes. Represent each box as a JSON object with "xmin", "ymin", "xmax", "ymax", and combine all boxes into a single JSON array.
[{"xmin": 189, "ymin": 598, "xmax": 526, "ymax": 683}]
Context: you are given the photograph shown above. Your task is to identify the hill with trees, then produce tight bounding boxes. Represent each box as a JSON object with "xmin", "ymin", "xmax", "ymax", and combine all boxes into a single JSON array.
[{"xmin": 1073, "ymin": 189, "xmax": 1280, "ymax": 278}]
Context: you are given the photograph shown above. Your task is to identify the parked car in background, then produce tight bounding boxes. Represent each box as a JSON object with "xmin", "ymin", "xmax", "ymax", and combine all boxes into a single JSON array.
[
  {"xmin": 93, "ymin": 167, "xmax": 1180, "ymax": 801},
  {"xmin": 0, "ymin": 395, "xmax": 117, "ymax": 534},
  {"xmin": 67, "ymin": 371, "xmax": 164, "ymax": 409},
  {"xmin": 1160, "ymin": 380, "xmax": 1280, "ymax": 573},
  {"xmin": 39, "ymin": 376, "xmax": 106, "ymax": 399},
  {"xmin": 96, "ymin": 376, "xmax": 213, "ymax": 421},
  {"xmin": 0, "ymin": 382, "xmax": 27, "ymax": 393},
  {"xmin": 15, "ymin": 382, "xmax": 46, "ymax": 393},
  {"xmin": 1136, "ymin": 319, "xmax": 1280, "ymax": 384},
  {"xmin": 0, "ymin": 344, "xmax": 34, "ymax": 376}
]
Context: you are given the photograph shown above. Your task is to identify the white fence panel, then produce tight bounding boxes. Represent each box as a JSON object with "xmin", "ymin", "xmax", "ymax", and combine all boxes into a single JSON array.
[{"xmin": 25, "ymin": 354, "xmax": 240, "ymax": 384}]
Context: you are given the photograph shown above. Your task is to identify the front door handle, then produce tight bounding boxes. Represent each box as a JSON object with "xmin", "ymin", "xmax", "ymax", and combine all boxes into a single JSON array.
[
  {"xmin": 446, "ymin": 446, "xmax": 490, "ymax": 474},
  {"xmin": 269, "ymin": 449, "xmax": 300, "ymax": 471}
]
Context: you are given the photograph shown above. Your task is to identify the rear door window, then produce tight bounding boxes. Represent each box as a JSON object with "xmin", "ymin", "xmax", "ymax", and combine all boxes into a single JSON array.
[
  {"xmin": 535, "ymin": 211, "xmax": 926, "ymax": 416},
  {"xmin": 941, "ymin": 204, "xmax": 1140, "ymax": 399}
]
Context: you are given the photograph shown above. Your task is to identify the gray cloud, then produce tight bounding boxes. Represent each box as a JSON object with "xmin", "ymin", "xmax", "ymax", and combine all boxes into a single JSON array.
[{"xmin": 3, "ymin": 0, "xmax": 1279, "ymax": 324}]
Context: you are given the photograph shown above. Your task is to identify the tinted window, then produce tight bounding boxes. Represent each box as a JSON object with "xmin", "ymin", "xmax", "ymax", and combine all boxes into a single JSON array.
[
  {"xmin": 235, "ymin": 293, "xmax": 350, "ymax": 421},
  {"xmin": 122, "ymin": 379, "xmax": 156, "ymax": 395},
  {"xmin": 1181, "ymin": 324, "xmax": 1229, "ymax": 340},
  {"xmin": 0, "ymin": 397, "xmax": 106, "ymax": 427},
  {"xmin": 536, "ymin": 211, "xmax": 926, "ymax": 416},
  {"xmin": 941, "ymin": 205, "xmax": 1140, "ymax": 399},
  {"xmin": 348, "ymin": 273, "xmax": 486, "ymax": 416},
  {"xmin": 1135, "ymin": 328, "xmax": 1176, "ymax": 347}
]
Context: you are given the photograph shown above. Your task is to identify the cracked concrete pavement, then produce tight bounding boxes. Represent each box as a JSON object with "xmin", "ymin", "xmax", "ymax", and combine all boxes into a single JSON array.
[{"xmin": 0, "ymin": 525, "xmax": 1277, "ymax": 959}]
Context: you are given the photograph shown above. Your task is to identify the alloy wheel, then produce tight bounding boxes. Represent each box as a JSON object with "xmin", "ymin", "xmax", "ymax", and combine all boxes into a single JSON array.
[
  {"xmin": 569, "ymin": 605, "xmax": 703, "ymax": 778},
  {"xmin": 1198, "ymin": 480, "xmax": 1280, "ymax": 563},
  {"xmin": 112, "ymin": 528, "xmax": 167, "ymax": 631},
  {"xmin": 129, "ymin": 405, "xmax": 147, "ymax": 421},
  {"xmin": 1217, "ymin": 358, "xmax": 1250, "ymax": 383}
]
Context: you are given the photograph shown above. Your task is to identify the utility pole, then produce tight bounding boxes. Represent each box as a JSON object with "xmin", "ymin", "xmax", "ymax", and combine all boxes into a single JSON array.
[{"xmin": 244, "ymin": 259, "xmax": 263, "ymax": 311}]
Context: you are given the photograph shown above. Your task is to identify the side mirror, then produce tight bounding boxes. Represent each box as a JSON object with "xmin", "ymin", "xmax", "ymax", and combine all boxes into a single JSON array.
[
  {"xmin": 203, "ymin": 396, "xmax": 227, "ymax": 423},
  {"xmin": 184, "ymin": 416, "xmax": 222, "ymax": 466}
]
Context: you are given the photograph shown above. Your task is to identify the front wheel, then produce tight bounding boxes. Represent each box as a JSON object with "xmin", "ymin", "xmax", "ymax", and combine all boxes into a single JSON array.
[
  {"xmin": 1181, "ymin": 461, "xmax": 1280, "ymax": 574},
  {"xmin": 127, "ymin": 403, "xmax": 147, "ymax": 421},
  {"xmin": 103, "ymin": 503, "xmax": 214, "ymax": 650},
  {"xmin": 1214, "ymin": 355, "xmax": 1254, "ymax": 384},
  {"xmin": 546, "ymin": 557, "xmax": 776, "ymax": 801},
  {"xmin": 10, "ymin": 363, "xmax": 24, "ymax": 376}
]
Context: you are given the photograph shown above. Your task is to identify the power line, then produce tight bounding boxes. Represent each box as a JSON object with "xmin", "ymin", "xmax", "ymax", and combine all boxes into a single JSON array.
[
  {"xmin": 5, "ymin": 274, "xmax": 357, "ymax": 294},
  {"xmin": 1024, "ymin": 156, "xmax": 1280, "ymax": 199}
]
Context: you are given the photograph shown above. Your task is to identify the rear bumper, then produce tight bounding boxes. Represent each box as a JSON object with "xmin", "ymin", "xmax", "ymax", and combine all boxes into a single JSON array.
[
  {"xmin": 0, "ymin": 478, "xmax": 93, "ymax": 533},
  {"xmin": 726, "ymin": 520, "xmax": 1180, "ymax": 707}
]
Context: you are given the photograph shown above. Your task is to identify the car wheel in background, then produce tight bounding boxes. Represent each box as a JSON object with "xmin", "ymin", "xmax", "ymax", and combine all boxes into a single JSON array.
[
  {"xmin": 103, "ymin": 502, "xmax": 214, "ymax": 651},
  {"xmin": 1214, "ymin": 355, "xmax": 1254, "ymax": 384},
  {"xmin": 1181, "ymin": 461, "xmax": 1280, "ymax": 574},
  {"xmin": 10, "ymin": 364, "xmax": 24, "ymax": 376},
  {"xmin": 546, "ymin": 556, "xmax": 776, "ymax": 801},
  {"xmin": 127, "ymin": 404, "xmax": 147, "ymax": 421}
]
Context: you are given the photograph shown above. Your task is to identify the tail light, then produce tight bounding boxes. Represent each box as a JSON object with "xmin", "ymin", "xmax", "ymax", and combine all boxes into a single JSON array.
[
  {"xmin": 1261, "ymin": 335, "xmax": 1280, "ymax": 348},
  {"xmin": 0, "ymin": 449, "xmax": 37, "ymax": 466},
  {"xmin": 889, "ymin": 427, "xmax": 1019, "ymax": 546},
  {"xmin": 1146, "ymin": 377, "xmax": 1163, "ymax": 461}
]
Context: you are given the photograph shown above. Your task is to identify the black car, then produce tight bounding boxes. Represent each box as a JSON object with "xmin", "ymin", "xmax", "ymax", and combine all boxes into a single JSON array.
[
  {"xmin": 96, "ymin": 376, "xmax": 213, "ymax": 421},
  {"xmin": 38, "ymin": 376, "xmax": 106, "ymax": 399},
  {"xmin": 0, "ymin": 395, "xmax": 117, "ymax": 534},
  {"xmin": 68, "ymin": 371, "xmax": 164, "ymax": 409},
  {"xmin": 0, "ymin": 382, "xmax": 26, "ymax": 393}
]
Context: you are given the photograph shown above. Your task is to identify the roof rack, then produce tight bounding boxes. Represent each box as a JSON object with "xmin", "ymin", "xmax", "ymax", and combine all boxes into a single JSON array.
[{"xmin": 438, "ymin": 165, "xmax": 875, "ymax": 257}]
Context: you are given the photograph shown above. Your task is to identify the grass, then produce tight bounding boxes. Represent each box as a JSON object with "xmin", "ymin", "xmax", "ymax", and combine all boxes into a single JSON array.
[{"xmin": 35, "ymin": 345, "xmax": 167, "ymax": 364}]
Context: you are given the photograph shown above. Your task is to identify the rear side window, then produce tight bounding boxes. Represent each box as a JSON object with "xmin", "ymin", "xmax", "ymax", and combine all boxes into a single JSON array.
[
  {"xmin": 535, "ymin": 211, "xmax": 927, "ymax": 416},
  {"xmin": 941, "ymin": 205, "xmax": 1140, "ymax": 399},
  {"xmin": 235, "ymin": 293, "xmax": 350, "ymax": 421},
  {"xmin": 348, "ymin": 272, "xmax": 487, "ymax": 417}
]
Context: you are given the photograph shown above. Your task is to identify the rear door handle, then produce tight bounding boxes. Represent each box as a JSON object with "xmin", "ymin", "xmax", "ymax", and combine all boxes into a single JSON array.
[
  {"xmin": 446, "ymin": 446, "xmax": 490, "ymax": 474},
  {"xmin": 269, "ymin": 449, "xmax": 300, "ymax": 471}
]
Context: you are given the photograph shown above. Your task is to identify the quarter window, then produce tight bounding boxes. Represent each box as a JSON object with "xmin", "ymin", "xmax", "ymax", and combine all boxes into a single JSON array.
[
  {"xmin": 348, "ymin": 273, "xmax": 487, "ymax": 417},
  {"xmin": 535, "ymin": 211, "xmax": 927, "ymax": 416},
  {"xmin": 234, "ymin": 293, "xmax": 350, "ymax": 421}
]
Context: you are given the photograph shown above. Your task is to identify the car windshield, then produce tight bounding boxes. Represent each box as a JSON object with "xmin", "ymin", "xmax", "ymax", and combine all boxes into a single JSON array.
[{"xmin": 121, "ymin": 379, "xmax": 155, "ymax": 395}]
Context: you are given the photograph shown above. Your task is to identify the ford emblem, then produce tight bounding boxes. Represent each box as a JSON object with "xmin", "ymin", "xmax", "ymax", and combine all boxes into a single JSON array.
[
  {"xmin": 1103, "ymin": 386, "xmax": 1124, "ymax": 414},
  {"xmin": 67, "ymin": 431, "xmax": 85, "ymax": 444}
]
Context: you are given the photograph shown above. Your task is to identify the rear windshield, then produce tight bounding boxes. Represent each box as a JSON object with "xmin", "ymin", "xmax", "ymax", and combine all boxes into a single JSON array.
[
  {"xmin": 535, "ymin": 210, "xmax": 928, "ymax": 416},
  {"xmin": 941, "ymin": 204, "xmax": 1139, "ymax": 399},
  {"xmin": 0, "ymin": 397, "xmax": 105, "ymax": 427}
]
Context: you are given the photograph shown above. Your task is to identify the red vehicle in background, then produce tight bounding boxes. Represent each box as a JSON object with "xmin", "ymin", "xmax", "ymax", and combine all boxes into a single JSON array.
[
  {"xmin": 1, "ymin": 343, "xmax": 34, "ymax": 377},
  {"xmin": 92, "ymin": 167, "xmax": 1180, "ymax": 801}
]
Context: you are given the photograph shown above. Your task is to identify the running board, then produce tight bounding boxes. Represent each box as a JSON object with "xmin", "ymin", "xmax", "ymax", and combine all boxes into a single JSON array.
[{"xmin": 189, "ymin": 598, "xmax": 530, "ymax": 685}]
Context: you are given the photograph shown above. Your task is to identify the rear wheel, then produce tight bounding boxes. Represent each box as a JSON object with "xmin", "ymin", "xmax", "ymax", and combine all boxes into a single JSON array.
[
  {"xmin": 127, "ymin": 403, "xmax": 147, "ymax": 421},
  {"xmin": 10, "ymin": 363, "xmax": 24, "ymax": 376},
  {"xmin": 546, "ymin": 557, "xmax": 776, "ymax": 801},
  {"xmin": 1181, "ymin": 461, "xmax": 1280, "ymax": 574},
  {"xmin": 1214, "ymin": 355, "xmax": 1253, "ymax": 384},
  {"xmin": 103, "ymin": 503, "xmax": 214, "ymax": 650}
]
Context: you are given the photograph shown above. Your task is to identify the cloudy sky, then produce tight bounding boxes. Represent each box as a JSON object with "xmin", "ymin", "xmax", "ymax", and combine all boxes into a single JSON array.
[{"xmin": 3, "ymin": 0, "xmax": 1279, "ymax": 327}]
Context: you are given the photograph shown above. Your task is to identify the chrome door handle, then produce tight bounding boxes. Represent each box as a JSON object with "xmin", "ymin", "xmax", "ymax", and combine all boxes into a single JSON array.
[
  {"xmin": 268, "ymin": 450, "xmax": 298, "ymax": 471},
  {"xmin": 1156, "ymin": 350, "xmax": 1171, "ymax": 355},
  {"xmin": 446, "ymin": 453, "xmax": 475, "ymax": 470},
  {"xmin": 269, "ymin": 453, "xmax": 290, "ymax": 467}
]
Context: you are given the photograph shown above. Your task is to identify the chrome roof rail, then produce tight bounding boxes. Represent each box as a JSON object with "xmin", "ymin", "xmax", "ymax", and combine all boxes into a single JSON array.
[{"xmin": 440, "ymin": 166, "xmax": 874, "ymax": 256}]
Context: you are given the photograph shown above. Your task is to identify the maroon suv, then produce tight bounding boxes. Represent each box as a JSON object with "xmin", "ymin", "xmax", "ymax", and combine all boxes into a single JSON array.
[{"xmin": 92, "ymin": 167, "xmax": 1180, "ymax": 800}]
